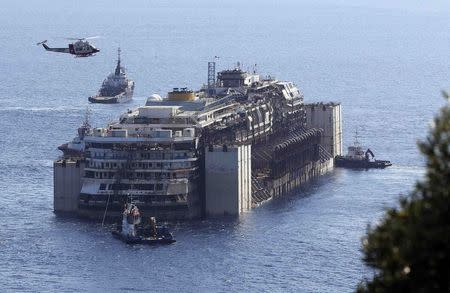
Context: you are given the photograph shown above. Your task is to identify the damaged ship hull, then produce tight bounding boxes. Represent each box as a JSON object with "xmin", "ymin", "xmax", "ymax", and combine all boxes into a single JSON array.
[{"xmin": 54, "ymin": 65, "xmax": 341, "ymax": 220}]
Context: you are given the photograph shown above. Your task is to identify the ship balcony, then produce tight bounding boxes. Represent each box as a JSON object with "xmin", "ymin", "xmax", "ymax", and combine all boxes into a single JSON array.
[
  {"xmin": 82, "ymin": 177, "xmax": 191, "ymax": 183},
  {"xmin": 79, "ymin": 199, "xmax": 189, "ymax": 208},
  {"xmin": 115, "ymin": 178, "xmax": 190, "ymax": 184},
  {"xmin": 94, "ymin": 189, "xmax": 189, "ymax": 197},
  {"xmin": 79, "ymin": 192, "xmax": 189, "ymax": 205},
  {"xmin": 83, "ymin": 170, "xmax": 198, "ymax": 181},
  {"xmin": 85, "ymin": 156, "xmax": 198, "ymax": 163},
  {"xmin": 83, "ymin": 166, "xmax": 198, "ymax": 175},
  {"xmin": 84, "ymin": 135, "xmax": 196, "ymax": 144},
  {"xmin": 85, "ymin": 149, "xmax": 197, "ymax": 160}
]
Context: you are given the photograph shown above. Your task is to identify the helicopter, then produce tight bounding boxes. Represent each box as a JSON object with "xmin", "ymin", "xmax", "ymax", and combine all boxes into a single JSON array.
[{"xmin": 37, "ymin": 37, "xmax": 100, "ymax": 57}]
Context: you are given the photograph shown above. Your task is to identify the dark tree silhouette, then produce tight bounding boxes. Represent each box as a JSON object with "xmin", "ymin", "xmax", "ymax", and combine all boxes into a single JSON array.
[{"xmin": 358, "ymin": 92, "xmax": 450, "ymax": 292}]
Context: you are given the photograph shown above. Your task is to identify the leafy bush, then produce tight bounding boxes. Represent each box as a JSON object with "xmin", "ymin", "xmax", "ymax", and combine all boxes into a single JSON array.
[{"xmin": 358, "ymin": 92, "xmax": 450, "ymax": 293}]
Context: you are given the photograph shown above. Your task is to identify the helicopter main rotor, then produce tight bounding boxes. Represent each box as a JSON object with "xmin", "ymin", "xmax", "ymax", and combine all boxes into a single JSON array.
[{"xmin": 65, "ymin": 36, "xmax": 101, "ymax": 41}]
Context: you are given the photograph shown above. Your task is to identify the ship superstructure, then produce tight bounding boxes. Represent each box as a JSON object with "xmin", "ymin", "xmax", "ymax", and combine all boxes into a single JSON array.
[
  {"xmin": 79, "ymin": 95, "xmax": 202, "ymax": 219},
  {"xmin": 55, "ymin": 63, "xmax": 341, "ymax": 220},
  {"xmin": 89, "ymin": 48, "xmax": 135, "ymax": 104}
]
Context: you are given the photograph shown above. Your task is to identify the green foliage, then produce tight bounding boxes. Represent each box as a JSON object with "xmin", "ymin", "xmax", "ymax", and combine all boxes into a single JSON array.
[{"xmin": 358, "ymin": 92, "xmax": 450, "ymax": 293}]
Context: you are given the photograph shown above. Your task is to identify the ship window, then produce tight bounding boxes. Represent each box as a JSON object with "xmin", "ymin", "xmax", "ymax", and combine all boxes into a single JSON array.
[
  {"xmin": 99, "ymin": 183, "xmax": 106, "ymax": 190},
  {"xmin": 139, "ymin": 184, "xmax": 152, "ymax": 190},
  {"xmin": 111, "ymin": 183, "xmax": 131, "ymax": 190},
  {"xmin": 85, "ymin": 171, "xmax": 94, "ymax": 178}
]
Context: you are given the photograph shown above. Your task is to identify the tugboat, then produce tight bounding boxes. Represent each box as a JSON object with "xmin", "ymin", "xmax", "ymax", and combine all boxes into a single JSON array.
[
  {"xmin": 111, "ymin": 202, "xmax": 176, "ymax": 245},
  {"xmin": 335, "ymin": 131, "xmax": 392, "ymax": 169},
  {"xmin": 89, "ymin": 48, "xmax": 134, "ymax": 104}
]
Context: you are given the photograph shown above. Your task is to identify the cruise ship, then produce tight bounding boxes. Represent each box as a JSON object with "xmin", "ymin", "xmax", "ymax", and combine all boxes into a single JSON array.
[
  {"xmin": 55, "ymin": 63, "xmax": 342, "ymax": 220},
  {"xmin": 89, "ymin": 48, "xmax": 135, "ymax": 104}
]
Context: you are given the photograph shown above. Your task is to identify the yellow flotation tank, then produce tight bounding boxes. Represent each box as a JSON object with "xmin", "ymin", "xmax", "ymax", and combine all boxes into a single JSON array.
[{"xmin": 168, "ymin": 87, "xmax": 195, "ymax": 101}]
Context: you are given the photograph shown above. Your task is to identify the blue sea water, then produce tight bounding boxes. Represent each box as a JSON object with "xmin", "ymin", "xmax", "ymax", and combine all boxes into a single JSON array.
[{"xmin": 0, "ymin": 1, "xmax": 449, "ymax": 292}]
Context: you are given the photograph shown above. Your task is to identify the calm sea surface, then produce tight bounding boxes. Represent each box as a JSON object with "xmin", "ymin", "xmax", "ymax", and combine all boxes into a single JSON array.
[{"xmin": 0, "ymin": 1, "xmax": 449, "ymax": 292}]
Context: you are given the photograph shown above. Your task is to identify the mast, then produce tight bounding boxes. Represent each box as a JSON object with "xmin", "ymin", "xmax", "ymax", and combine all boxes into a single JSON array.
[
  {"xmin": 78, "ymin": 107, "xmax": 92, "ymax": 139},
  {"xmin": 354, "ymin": 127, "xmax": 361, "ymax": 147},
  {"xmin": 82, "ymin": 107, "xmax": 92, "ymax": 129},
  {"xmin": 115, "ymin": 47, "xmax": 121, "ymax": 76}
]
